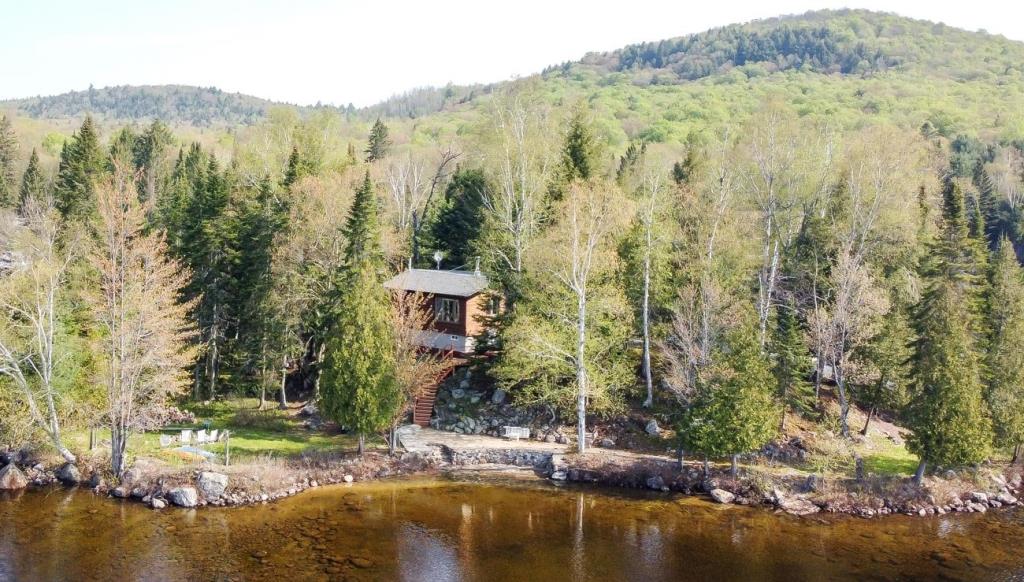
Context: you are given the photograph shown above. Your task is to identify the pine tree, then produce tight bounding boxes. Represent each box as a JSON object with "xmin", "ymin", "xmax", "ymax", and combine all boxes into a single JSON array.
[
  {"xmin": 342, "ymin": 171, "xmax": 381, "ymax": 267},
  {"xmin": 320, "ymin": 169, "xmax": 399, "ymax": 454},
  {"xmin": 772, "ymin": 304, "xmax": 813, "ymax": 429},
  {"xmin": 857, "ymin": 299, "xmax": 914, "ymax": 435},
  {"xmin": 282, "ymin": 145, "xmax": 316, "ymax": 189},
  {"xmin": 425, "ymin": 168, "xmax": 487, "ymax": 268},
  {"xmin": 906, "ymin": 178, "xmax": 993, "ymax": 482},
  {"xmin": 18, "ymin": 148, "xmax": 47, "ymax": 213},
  {"xmin": 986, "ymin": 238, "xmax": 1024, "ymax": 461},
  {"xmin": 679, "ymin": 314, "xmax": 780, "ymax": 478},
  {"xmin": 562, "ymin": 107, "xmax": 597, "ymax": 183},
  {"xmin": 364, "ymin": 119, "xmax": 391, "ymax": 162},
  {"xmin": 54, "ymin": 115, "xmax": 106, "ymax": 220},
  {"xmin": 0, "ymin": 115, "xmax": 18, "ymax": 207}
]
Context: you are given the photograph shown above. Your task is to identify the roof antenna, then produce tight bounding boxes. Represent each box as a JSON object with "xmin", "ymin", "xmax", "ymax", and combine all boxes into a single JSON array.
[
  {"xmin": 433, "ymin": 251, "xmax": 443, "ymax": 270},
  {"xmin": 474, "ymin": 257, "xmax": 481, "ymax": 276}
]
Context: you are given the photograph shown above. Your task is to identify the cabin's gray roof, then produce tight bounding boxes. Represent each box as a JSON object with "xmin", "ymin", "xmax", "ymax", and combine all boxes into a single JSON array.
[{"xmin": 384, "ymin": 268, "xmax": 488, "ymax": 297}]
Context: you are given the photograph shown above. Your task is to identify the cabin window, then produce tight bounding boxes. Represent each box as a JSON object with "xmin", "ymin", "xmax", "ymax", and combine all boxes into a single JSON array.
[
  {"xmin": 486, "ymin": 296, "xmax": 501, "ymax": 316},
  {"xmin": 435, "ymin": 297, "xmax": 460, "ymax": 324}
]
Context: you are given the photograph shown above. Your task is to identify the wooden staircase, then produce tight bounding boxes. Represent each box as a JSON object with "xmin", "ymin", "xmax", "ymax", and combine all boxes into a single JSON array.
[{"xmin": 412, "ymin": 351, "xmax": 460, "ymax": 427}]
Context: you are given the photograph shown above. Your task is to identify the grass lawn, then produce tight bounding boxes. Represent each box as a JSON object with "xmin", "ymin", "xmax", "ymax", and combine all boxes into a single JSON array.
[{"xmin": 67, "ymin": 398, "xmax": 382, "ymax": 467}]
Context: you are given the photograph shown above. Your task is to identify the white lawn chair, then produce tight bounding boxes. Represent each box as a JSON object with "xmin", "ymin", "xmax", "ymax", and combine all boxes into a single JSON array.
[
  {"xmin": 180, "ymin": 429, "xmax": 193, "ymax": 444},
  {"xmin": 159, "ymin": 434, "xmax": 174, "ymax": 447},
  {"xmin": 209, "ymin": 429, "xmax": 219, "ymax": 443},
  {"xmin": 196, "ymin": 429, "xmax": 208, "ymax": 444}
]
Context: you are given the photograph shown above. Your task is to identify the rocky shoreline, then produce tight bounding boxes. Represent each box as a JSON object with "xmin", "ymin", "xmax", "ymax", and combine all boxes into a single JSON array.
[{"xmin": 3, "ymin": 441, "xmax": 1022, "ymax": 519}]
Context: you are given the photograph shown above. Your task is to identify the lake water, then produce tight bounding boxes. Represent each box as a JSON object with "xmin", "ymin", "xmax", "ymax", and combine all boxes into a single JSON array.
[{"xmin": 1, "ymin": 473, "xmax": 1022, "ymax": 581}]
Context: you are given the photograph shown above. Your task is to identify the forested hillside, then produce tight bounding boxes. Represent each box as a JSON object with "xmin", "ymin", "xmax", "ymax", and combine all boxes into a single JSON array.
[
  {"xmin": 1, "ymin": 84, "xmax": 311, "ymax": 126},
  {"xmin": 1, "ymin": 9, "xmax": 1024, "ymax": 484}
]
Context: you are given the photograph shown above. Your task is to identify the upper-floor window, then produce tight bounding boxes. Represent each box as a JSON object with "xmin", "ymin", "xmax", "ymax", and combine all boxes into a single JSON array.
[{"xmin": 435, "ymin": 297, "xmax": 459, "ymax": 324}]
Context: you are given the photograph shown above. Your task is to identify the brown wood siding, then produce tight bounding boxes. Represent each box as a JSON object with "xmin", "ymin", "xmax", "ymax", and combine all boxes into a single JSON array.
[
  {"xmin": 428, "ymin": 293, "xmax": 467, "ymax": 336},
  {"xmin": 464, "ymin": 294, "xmax": 489, "ymax": 337}
]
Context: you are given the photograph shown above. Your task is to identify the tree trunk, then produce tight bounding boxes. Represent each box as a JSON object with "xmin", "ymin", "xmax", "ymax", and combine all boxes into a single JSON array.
[
  {"xmin": 1013, "ymin": 443, "xmax": 1021, "ymax": 464},
  {"xmin": 860, "ymin": 406, "xmax": 875, "ymax": 436},
  {"xmin": 641, "ymin": 238, "xmax": 653, "ymax": 408},
  {"xmin": 702, "ymin": 456, "xmax": 710, "ymax": 479},
  {"xmin": 576, "ymin": 291, "xmax": 588, "ymax": 454},
  {"xmin": 313, "ymin": 343, "xmax": 326, "ymax": 402},
  {"xmin": 676, "ymin": 445, "xmax": 685, "ymax": 471},
  {"xmin": 278, "ymin": 355, "xmax": 288, "ymax": 410},
  {"xmin": 913, "ymin": 460, "xmax": 926, "ymax": 485},
  {"xmin": 835, "ymin": 361, "xmax": 850, "ymax": 438},
  {"xmin": 358, "ymin": 434, "xmax": 365, "ymax": 456},
  {"xmin": 779, "ymin": 406, "xmax": 787, "ymax": 432},
  {"xmin": 110, "ymin": 424, "xmax": 128, "ymax": 479},
  {"xmin": 731, "ymin": 454, "xmax": 739, "ymax": 480},
  {"xmin": 258, "ymin": 362, "xmax": 267, "ymax": 410}
]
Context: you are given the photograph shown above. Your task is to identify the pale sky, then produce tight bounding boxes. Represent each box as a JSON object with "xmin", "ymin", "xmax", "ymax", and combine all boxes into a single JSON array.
[{"xmin": 1, "ymin": 0, "xmax": 1022, "ymax": 107}]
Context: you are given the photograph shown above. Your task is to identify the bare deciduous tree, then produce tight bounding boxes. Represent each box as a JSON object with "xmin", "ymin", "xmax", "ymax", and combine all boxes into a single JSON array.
[
  {"xmin": 480, "ymin": 93, "xmax": 555, "ymax": 297},
  {"xmin": 0, "ymin": 203, "xmax": 77, "ymax": 462},
  {"xmin": 386, "ymin": 290, "xmax": 449, "ymax": 453},
  {"xmin": 91, "ymin": 164, "xmax": 199, "ymax": 478}
]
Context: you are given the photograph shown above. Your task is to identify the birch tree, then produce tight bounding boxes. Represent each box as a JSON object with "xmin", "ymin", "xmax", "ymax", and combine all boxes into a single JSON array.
[
  {"xmin": 479, "ymin": 93, "xmax": 555, "ymax": 301},
  {"xmin": 0, "ymin": 203, "xmax": 77, "ymax": 461},
  {"xmin": 91, "ymin": 164, "xmax": 198, "ymax": 478},
  {"xmin": 495, "ymin": 181, "xmax": 631, "ymax": 453}
]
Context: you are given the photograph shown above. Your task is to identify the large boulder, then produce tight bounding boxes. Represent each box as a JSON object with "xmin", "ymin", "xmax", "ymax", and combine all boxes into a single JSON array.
[
  {"xmin": 778, "ymin": 496, "xmax": 820, "ymax": 516},
  {"xmin": 167, "ymin": 486, "xmax": 199, "ymax": 508},
  {"xmin": 0, "ymin": 463, "xmax": 28, "ymax": 490},
  {"xmin": 55, "ymin": 463, "xmax": 82, "ymax": 485},
  {"xmin": 709, "ymin": 489, "xmax": 735, "ymax": 504},
  {"xmin": 197, "ymin": 472, "xmax": 229, "ymax": 500},
  {"xmin": 491, "ymin": 389, "xmax": 507, "ymax": 405},
  {"xmin": 645, "ymin": 419, "xmax": 661, "ymax": 436}
]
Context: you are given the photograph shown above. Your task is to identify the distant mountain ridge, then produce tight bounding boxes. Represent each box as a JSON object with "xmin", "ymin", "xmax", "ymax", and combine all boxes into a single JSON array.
[
  {"xmin": 4, "ymin": 9, "xmax": 1024, "ymax": 126},
  {"xmin": 0, "ymin": 84, "xmax": 320, "ymax": 126}
]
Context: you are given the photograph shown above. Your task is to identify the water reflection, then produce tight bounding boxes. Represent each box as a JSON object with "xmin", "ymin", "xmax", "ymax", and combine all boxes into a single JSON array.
[{"xmin": 1, "ymin": 477, "xmax": 1023, "ymax": 581}]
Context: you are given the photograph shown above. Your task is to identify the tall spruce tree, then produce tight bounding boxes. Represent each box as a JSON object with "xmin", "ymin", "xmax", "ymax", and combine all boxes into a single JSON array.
[
  {"xmin": 425, "ymin": 168, "xmax": 487, "ymax": 268},
  {"xmin": 320, "ymin": 171, "xmax": 400, "ymax": 454},
  {"xmin": 0, "ymin": 115, "xmax": 18, "ymax": 207},
  {"xmin": 772, "ymin": 304, "xmax": 814, "ymax": 430},
  {"xmin": 18, "ymin": 148, "xmax": 46, "ymax": 213},
  {"xmin": 907, "ymin": 178, "xmax": 993, "ymax": 483},
  {"xmin": 364, "ymin": 119, "xmax": 391, "ymax": 162},
  {"xmin": 561, "ymin": 107, "xmax": 598, "ymax": 183},
  {"xmin": 342, "ymin": 171, "xmax": 382, "ymax": 267},
  {"xmin": 679, "ymin": 314, "xmax": 780, "ymax": 478},
  {"xmin": 857, "ymin": 299, "xmax": 914, "ymax": 435},
  {"xmin": 54, "ymin": 115, "xmax": 106, "ymax": 220},
  {"xmin": 986, "ymin": 238, "xmax": 1024, "ymax": 462}
]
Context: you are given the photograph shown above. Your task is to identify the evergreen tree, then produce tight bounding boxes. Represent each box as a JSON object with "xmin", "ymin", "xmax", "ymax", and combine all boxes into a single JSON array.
[
  {"xmin": 425, "ymin": 168, "xmax": 487, "ymax": 268},
  {"xmin": 320, "ymin": 169, "xmax": 399, "ymax": 454},
  {"xmin": 856, "ymin": 298, "xmax": 914, "ymax": 435},
  {"xmin": 561, "ymin": 107, "xmax": 598, "ymax": 183},
  {"xmin": 133, "ymin": 120, "xmax": 175, "ymax": 203},
  {"xmin": 0, "ymin": 115, "xmax": 18, "ymax": 207},
  {"xmin": 320, "ymin": 261, "xmax": 401, "ymax": 454},
  {"xmin": 342, "ymin": 171, "xmax": 382, "ymax": 267},
  {"xmin": 772, "ymin": 304, "xmax": 814, "ymax": 429},
  {"xmin": 906, "ymin": 178, "xmax": 993, "ymax": 482},
  {"xmin": 364, "ymin": 119, "xmax": 391, "ymax": 162},
  {"xmin": 679, "ymin": 314, "xmax": 780, "ymax": 478},
  {"xmin": 54, "ymin": 115, "xmax": 106, "ymax": 220},
  {"xmin": 986, "ymin": 238, "xmax": 1024, "ymax": 461},
  {"xmin": 18, "ymin": 148, "xmax": 46, "ymax": 213},
  {"xmin": 282, "ymin": 145, "xmax": 317, "ymax": 189}
]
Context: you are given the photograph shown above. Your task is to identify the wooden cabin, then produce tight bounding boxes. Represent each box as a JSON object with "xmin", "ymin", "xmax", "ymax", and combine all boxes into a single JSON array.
[{"xmin": 383, "ymin": 268, "xmax": 497, "ymax": 355}]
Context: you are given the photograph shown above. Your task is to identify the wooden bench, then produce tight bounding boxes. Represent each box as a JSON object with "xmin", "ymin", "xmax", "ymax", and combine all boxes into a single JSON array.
[{"xmin": 501, "ymin": 426, "xmax": 530, "ymax": 441}]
